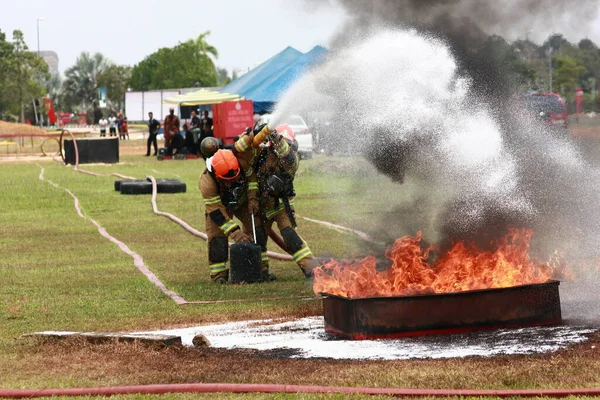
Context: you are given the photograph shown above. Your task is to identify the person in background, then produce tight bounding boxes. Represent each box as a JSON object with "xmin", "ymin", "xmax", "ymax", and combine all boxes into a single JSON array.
[
  {"xmin": 146, "ymin": 111, "xmax": 160, "ymax": 157},
  {"xmin": 163, "ymin": 107, "xmax": 180, "ymax": 148},
  {"xmin": 166, "ymin": 125, "xmax": 185, "ymax": 156},
  {"xmin": 117, "ymin": 111, "xmax": 129, "ymax": 140},
  {"xmin": 120, "ymin": 113, "xmax": 129, "ymax": 140},
  {"xmin": 108, "ymin": 113, "xmax": 117, "ymax": 137},
  {"xmin": 189, "ymin": 110, "xmax": 201, "ymax": 154},
  {"xmin": 98, "ymin": 115, "xmax": 108, "ymax": 137},
  {"xmin": 183, "ymin": 119, "xmax": 192, "ymax": 152},
  {"xmin": 199, "ymin": 110, "xmax": 214, "ymax": 144}
]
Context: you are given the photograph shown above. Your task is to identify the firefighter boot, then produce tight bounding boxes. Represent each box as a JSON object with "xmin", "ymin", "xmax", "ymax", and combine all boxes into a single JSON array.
[
  {"xmin": 210, "ymin": 270, "xmax": 229, "ymax": 284},
  {"xmin": 262, "ymin": 269, "xmax": 277, "ymax": 282},
  {"xmin": 260, "ymin": 251, "xmax": 276, "ymax": 281}
]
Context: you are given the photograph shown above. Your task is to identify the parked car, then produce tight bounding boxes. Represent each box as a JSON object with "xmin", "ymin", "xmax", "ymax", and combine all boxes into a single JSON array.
[
  {"xmin": 258, "ymin": 114, "xmax": 313, "ymax": 159},
  {"xmin": 521, "ymin": 93, "xmax": 569, "ymax": 130}
]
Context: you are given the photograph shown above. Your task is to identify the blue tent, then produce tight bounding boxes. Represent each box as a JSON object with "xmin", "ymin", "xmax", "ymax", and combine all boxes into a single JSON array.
[
  {"xmin": 221, "ymin": 45, "xmax": 328, "ymax": 113},
  {"xmin": 221, "ymin": 46, "xmax": 302, "ymax": 100}
]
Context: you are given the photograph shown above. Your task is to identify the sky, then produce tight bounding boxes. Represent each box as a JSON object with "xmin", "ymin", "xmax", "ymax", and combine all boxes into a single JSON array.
[
  {"xmin": 0, "ymin": 0, "xmax": 347, "ymax": 75},
  {"xmin": 2, "ymin": 0, "xmax": 600, "ymax": 77}
]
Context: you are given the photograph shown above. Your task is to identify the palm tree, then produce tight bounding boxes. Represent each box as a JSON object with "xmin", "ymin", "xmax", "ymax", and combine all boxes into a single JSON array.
[
  {"xmin": 62, "ymin": 52, "xmax": 110, "ymax": 111},
  {"xmin": 195, "ymin": 31, "xmax": 218, "ymax": 60},
  {"xmin": 45, "ymin": 73, "xmax": 62, "ymax": 107}
]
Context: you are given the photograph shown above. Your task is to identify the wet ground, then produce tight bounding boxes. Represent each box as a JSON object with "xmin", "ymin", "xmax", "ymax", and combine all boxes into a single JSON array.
[{"xmin": 135, "ymin": 301, "xmax": 599, "ymax": 360}]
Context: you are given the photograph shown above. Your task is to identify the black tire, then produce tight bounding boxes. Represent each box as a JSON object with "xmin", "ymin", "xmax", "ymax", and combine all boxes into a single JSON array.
[
  {"xmin": 120, "ymin": 181, "xmax": 153, "ymax": 195},
  {"xmin": 114, "ymin": 179, "xmax": 147, "ymax": 191},
  {"xmin": 155, "ymin": 179, "xmax": 187, "ymax": 194}
]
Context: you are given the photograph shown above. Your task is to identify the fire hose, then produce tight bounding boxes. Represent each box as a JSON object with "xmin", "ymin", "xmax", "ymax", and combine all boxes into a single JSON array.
[
  {"xmin": 56, "ymin": 129, "xmax": 292, "ymax": 260},
  {"xmin": 57, "ymin": 128, "xmax": 374, "ymax": 257},
  {"xmin": 1, "ymin": 383, "xmax": 599, "ymax": 398},
  {"xmin": 36, "ymin": 163, "xmax": 311, "ymax": 305},
  {"xmin": 36, "ymin": 164, "xmax": 187, "ymax": 305},
  {"xmin": 20, "ymin": 166, "xmax": 600, "ymax": 395},
  {"xmin": 146, "ymin": 176, "xmax": 293, "ymax": 262}
]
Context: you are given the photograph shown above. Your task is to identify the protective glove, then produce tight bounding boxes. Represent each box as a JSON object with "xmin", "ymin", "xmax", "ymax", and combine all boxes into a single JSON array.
[
  {"xmin": 234, "ymin": 131, "xmax": 253, "ymax": 154},
  {"xmin": 268, "ymin": 132, "xmax": 282, "ymax": 146},
  {"xmin": 252, "ymin": 124, "xmax": 273, "ymax": 147},
  {"xmin": 230, "ymin": 228, "xmax": 251, "ymax": 243},
  {"xmin": 248, "ymin": 197, "xmax": 260, "ymax": 216}
]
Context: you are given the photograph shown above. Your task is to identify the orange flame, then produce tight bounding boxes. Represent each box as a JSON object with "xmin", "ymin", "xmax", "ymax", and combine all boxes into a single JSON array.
[{"xmin": 313, "ymin": 228, "xmax": 563, "ymax": 298}]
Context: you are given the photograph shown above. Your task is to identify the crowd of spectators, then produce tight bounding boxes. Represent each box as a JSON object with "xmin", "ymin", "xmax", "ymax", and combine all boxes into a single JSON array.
[{"xmin": 97, "ymin": 108, "xmax": 214, "ymax": 157}]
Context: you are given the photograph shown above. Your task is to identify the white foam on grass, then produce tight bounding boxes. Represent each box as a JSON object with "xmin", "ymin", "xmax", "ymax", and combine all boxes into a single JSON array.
[{"xmin": 134, "ymin": 317, "xmax": 597, "ymax": 360}]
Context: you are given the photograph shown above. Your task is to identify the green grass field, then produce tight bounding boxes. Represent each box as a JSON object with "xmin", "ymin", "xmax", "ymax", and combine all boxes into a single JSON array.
[{"xmin": 1, "ymin": 150, "xmax": 599, "ymax": 399}]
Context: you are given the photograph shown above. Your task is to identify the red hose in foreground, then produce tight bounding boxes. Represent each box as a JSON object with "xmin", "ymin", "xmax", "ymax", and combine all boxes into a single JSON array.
[{"xmin": 1, "ymin": 383, "xmax": 599, "ymax": 398}]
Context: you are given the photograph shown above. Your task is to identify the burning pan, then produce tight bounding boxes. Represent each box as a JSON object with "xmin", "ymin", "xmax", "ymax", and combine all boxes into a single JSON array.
[{"xmin": 322, "ymin": 281, "xmax": 562, "ymax": 340}]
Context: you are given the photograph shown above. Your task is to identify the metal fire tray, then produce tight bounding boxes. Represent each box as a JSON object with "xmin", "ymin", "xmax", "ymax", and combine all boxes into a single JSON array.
[{"xmin": 322, "ymin": 280, "xmax": 562, "ymax": 340}]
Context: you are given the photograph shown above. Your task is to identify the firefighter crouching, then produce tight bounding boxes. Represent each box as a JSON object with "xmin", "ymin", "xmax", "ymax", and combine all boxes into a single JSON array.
[
  {"xmin": 234, "ymin": 123, "xmax": 317, "ymax": 278},
  {"xmin": 198, "ymin": 148, "xmax": 271, "ymax": 283}
]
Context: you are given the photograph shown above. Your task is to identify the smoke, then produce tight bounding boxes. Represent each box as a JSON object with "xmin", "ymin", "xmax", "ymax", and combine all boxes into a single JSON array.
[
  {"xmin": 312, "ymin": 0, "xmax": 599, "ymax": 48},
  {"xmin": 270, "ymin": 1, "xmax": 600, "ymax": 317}
]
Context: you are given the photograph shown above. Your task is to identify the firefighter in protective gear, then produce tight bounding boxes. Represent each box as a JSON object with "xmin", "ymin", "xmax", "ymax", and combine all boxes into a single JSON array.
[
  {"xmin": 232, "ymin": 127, "xmax": 276, "ymax": 281},
  {"xmin": 198, "ymin": 149, "xmax": 270, "ymax": 283},
  {"xmin": 200, "ymin": 136, "xmax": 220, "ymax": 159},
  {"xmin": 236, "ymin": 123, "xmax": 317, "ymax": 278}
]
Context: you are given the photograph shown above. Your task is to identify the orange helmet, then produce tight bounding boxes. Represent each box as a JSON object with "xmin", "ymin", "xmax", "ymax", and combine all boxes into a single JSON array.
[
  {"xmin": 276, "ymin": 123, "xmax": 295, "ymax": 142},
  {"xmin": 211, "ymin": 149, "xmax": 240, "ymax": 180}
]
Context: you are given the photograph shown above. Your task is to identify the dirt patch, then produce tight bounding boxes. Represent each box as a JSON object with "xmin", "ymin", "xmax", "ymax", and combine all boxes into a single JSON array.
[
  {"xmin": 5, "ymin": 331, "xmax": 600, "ymax": 389},
  {"xmin": 0, "ymin": 131, "xmax": 152, "ymax": 164},
  {"xmin": 0, "ymin": 121, "xmax": 47, "ymax": 136}
]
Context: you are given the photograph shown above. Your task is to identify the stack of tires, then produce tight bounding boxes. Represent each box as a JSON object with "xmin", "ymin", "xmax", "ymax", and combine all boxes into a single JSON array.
[{"xmin": 115, "ymin": 179, "xmax": 187, "ymax": 195}]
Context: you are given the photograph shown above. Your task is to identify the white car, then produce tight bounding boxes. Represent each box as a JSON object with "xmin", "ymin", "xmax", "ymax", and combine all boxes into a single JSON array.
[{"xmin": 258, "ymin": 114, "xmax": 313, "ymax": 159}]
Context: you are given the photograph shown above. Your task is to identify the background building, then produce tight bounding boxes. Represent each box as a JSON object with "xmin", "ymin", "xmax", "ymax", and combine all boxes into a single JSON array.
[{"xmin": 39, "ymin": 50, "xmax": 59, "ymax": 75}]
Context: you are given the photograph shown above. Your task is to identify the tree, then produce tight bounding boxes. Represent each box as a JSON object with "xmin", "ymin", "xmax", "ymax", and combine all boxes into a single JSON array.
[
  {"xmin": 62, "ymin": 52, "xmax": 110, "ymax": 112},
  {"xmin": 577, "ymin": 39, "xmax": 600, "ymax": 84},
  {"xmin": 0, "ymin": 30, "xmax": 49, "ymax": 122},
  {"xmin": 0, "ymin": 30, "xmax": 14, "ymax": 118},
  {"xmin": 477, "ymin": 35, "xmax": 535, "ymax": 89},
  {"xmin": 578, "ymin": 38, "xmax": 597, "ymax": 51},
  {"xmin": 97, "ymin": 64, "xmax": 132, "ymax": 111},
  {"xmin": 129, "ymin": 31, "xmax": 219, "ymax": 90},
  {"xmin": 553, "ymin": 55, "xmax": 586, "ymax": 98},
  {"xmin": 194, "ymin": 31, "xmax": 218, "ymax": 59},
  {"xmin": 45, "ymin": 73, "xmax": 63, "ymax": 110},
  {"xmin": 542, "ymin": 33, "xmax": 572, "ymax": 55},
  {"xmin": 216, "ymin": 67, "xmax": 231, "ymax": 86},
  {"xmin": 129, "ymin": 52, "xmax": 159, "ymax": 91}
]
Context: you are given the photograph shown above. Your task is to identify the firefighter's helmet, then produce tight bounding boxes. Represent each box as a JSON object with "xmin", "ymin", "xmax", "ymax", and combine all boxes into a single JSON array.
[
  {"xmin": 200, "ymin": 137, "xmax": 220, "ymax": 158},
  {"xmin": 211, "ymin": 149, "xmax": 240, "ymax": 180},
  {"xmin": 276, "ymin": 123, "xmax": 295, "ymax": 142}
]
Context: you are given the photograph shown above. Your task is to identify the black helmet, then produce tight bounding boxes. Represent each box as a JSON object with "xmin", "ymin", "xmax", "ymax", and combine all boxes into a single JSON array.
[{"xmin": 200, "ymin": 137, "xmax": 220, "ymax": 158}]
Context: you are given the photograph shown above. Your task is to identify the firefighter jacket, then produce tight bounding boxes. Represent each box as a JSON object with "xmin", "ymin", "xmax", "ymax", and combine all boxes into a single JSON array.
[
  {"xmin": 234, "ymin": 132, "xmax": 298, "ymax": 221},
  {"xmin": 198, "ymin": 154, "xmax": 258, "ymax": 236}
]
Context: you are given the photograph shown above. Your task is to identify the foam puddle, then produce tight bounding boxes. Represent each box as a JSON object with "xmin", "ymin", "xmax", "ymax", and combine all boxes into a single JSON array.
[{"xmin": 135, "ymin": 317, "xmax": 597, "ymax": 360}]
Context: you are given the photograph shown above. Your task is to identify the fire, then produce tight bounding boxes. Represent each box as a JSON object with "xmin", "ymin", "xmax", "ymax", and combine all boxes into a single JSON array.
[{"xmin": 313, "ymin": 228, "xmax": 562, "ymax": 298}]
